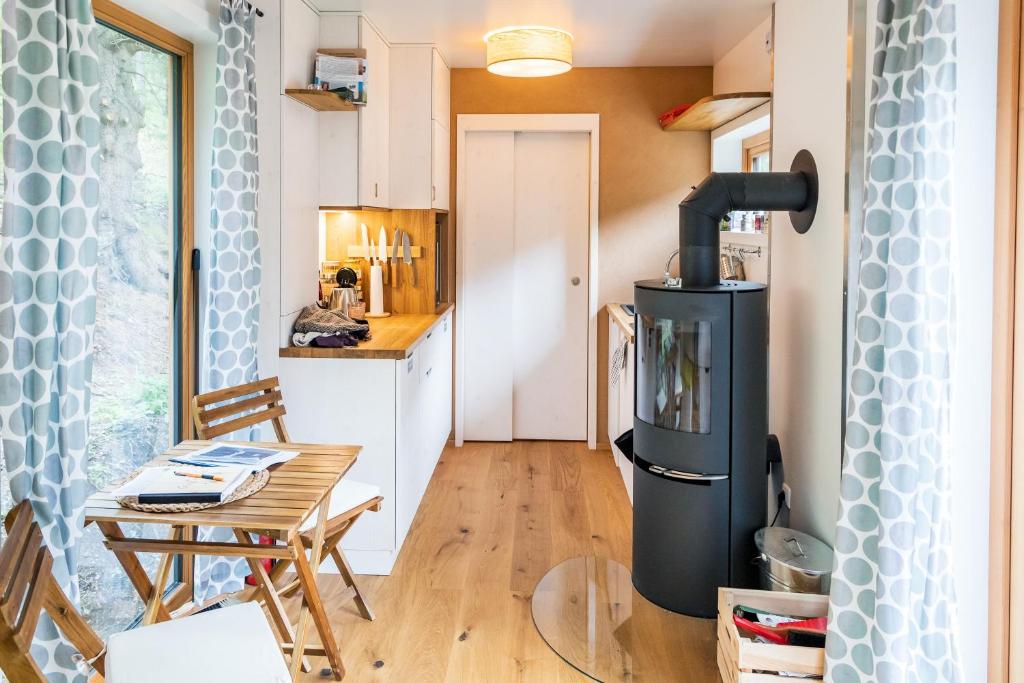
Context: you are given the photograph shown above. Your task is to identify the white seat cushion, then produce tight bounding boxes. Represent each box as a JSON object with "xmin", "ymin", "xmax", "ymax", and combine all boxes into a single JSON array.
[
  {"xmin": 299, "ymin": 478, "xmax": 381, "ymax": 532},
  {"xmin": 106, "ymin": 602, "xmax": 290, "ymax": 683}
]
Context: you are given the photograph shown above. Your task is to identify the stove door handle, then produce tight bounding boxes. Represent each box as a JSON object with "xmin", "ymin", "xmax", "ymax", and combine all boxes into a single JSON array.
[{"xmin": 647, "ymin": 465, "xmax": 728, "ymax": 482}]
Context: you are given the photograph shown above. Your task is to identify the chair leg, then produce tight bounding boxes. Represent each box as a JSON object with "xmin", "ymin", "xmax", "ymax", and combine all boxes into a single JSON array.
[{"xmin": 330, "ymin": 545, "xmax": 374, "ymax": 621}]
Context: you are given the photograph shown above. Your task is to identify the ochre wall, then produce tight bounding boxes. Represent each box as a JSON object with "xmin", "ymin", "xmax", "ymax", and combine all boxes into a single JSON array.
[{"xmin": 449, "ymin": 67, "xmax": 713, "ymax": 444}]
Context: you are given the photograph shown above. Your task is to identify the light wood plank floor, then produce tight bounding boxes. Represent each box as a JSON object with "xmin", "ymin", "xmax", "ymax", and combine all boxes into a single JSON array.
[{"xmin": 287, "ymin": 441, "xmax": 717, "ymax": 682}]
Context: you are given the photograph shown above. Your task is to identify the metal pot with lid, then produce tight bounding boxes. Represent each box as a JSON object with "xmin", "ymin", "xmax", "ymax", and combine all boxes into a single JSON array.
[{"xmin": 754, "ymin": 527, "xmax": 833, "ymax": 594}]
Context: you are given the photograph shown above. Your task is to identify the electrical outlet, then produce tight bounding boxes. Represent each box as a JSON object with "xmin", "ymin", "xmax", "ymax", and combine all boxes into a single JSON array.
[{"xmin": 782, "ymin": 483, "xmax": 793, "ymax": 509}]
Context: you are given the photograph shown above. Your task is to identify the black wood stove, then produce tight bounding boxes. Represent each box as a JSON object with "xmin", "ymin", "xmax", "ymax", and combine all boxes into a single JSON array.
[{"xmin": 631, "ymin": 150, "xmax": 819, "ymax": 617}]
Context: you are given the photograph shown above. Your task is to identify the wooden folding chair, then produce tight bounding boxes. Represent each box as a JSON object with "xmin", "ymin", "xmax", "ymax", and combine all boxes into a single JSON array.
[
  {"xmin": 0, "ymin": 501, "xmax": 290, "ymax": 683},
  {"xmin": 192, "ymin": 376, "xmax": 382, "ymax": 620}
]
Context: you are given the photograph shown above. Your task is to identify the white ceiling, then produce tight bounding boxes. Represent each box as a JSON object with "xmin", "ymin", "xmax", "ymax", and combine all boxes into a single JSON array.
[{"xmin": 307, "ymin": 0, "xmax": 773, "ymax": 68}]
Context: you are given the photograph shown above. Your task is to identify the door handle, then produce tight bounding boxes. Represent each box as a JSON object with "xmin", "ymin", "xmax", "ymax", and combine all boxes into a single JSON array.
[
  {"xmin": 571, "ymin": 276, "xmax": 581, "ymax": 286},
  {"xmin": 647, "ymin": 464, "xmax": 727, "ymax": 482}
]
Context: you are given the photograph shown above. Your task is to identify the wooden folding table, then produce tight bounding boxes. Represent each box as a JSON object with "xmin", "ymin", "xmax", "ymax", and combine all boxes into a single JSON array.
[{"xmin": 83, "ymin": 439, "xmax": 359, "ymax": 681}]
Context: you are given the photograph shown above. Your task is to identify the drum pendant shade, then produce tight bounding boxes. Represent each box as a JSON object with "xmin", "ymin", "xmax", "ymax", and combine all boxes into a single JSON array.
[{"xmin": 484, "ymin": 26, "xmax": 573, "ymax": 77}]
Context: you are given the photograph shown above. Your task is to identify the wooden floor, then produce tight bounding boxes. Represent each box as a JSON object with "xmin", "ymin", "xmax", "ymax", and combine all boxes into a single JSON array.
[{"xmin": 286, "ymin": 441, "xmax": 717, "ymax": 682}]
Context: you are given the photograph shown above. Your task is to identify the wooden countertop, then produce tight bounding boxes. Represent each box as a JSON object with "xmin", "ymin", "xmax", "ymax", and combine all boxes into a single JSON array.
[
  {"xmin": 279, "ymin": 304, "xmax": 453, "ymax": 360},
  {"xmin": 607, "ymin": 303, "xmax": 635, "ymax": 343}
]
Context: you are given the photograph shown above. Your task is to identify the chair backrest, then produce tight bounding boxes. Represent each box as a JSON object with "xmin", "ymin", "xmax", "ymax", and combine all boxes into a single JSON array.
[
  {"xmin": 0, "ymin": 501, "xmax": 105, "ymax": 682},
  {"xmin": 191, "ymin": 376, "xmax": 290, "ymax": 442}
]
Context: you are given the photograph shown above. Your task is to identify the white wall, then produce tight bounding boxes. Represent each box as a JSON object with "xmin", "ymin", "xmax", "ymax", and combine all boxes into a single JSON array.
[
  {"xmin": 713, "ymin": 17, "xmax": 772, "ymax": 94},
  {"xmin": 255, "ymin": 0, "xmax": 283, "ymax": 385},
  {"xmin": 768, "ymin": 0, "xmax": 848, "ymax": 545}
]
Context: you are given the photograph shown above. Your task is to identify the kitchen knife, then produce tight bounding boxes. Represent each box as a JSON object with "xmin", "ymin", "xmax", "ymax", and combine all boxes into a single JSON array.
[
  {"xmin": 360, "ymin": 223, "xmax": 369, "ymax": 262},
  {"xmin": 392, "ymin": 228, "xmax": 401, "ymax": 286},
  {"xmin": 379, "ymin": 226, "xmax": 388, "ymax": 284},
  {"xmin": 402, "ymin": 231, "xmax": 415, "ymax": 286}
]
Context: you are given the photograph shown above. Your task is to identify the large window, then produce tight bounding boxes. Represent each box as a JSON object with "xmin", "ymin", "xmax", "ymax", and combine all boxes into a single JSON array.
[{"xmin": 0, "ymin": 1, "xmax": 194, "ymax": 638}]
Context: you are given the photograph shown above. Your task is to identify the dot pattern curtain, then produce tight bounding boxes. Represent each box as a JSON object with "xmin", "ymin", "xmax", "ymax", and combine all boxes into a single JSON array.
[
  {"xmin": 825, "ymin": 1, "xmax": 962, "ymax": 681},
  {"xmin": 195, "ymin": 0, "xmax": 261, "ymax": 603},
  {"xmin": 0, "ymin": 0, "xmax": 101, "ymax": 679}
]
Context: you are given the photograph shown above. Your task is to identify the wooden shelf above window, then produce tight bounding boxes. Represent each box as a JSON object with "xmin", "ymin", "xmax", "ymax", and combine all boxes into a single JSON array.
[
  {"xmin": 284, "ymin": 89, "xmax": 357, "ymax": 112},
  {"xmin": 659, "ymin": 92, "xmax": 771, "ymax": 132}
]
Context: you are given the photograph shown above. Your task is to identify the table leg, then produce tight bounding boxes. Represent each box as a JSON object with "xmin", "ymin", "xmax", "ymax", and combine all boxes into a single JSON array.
[
  {"xmin": 232, "ymin": 528, "xmax": 311, "ymax": 673},
  {"xmin": 142, "ymin": 526, "xmax": 182, "ymax": 625},
  {"xmin": 289, "ymin": 497, "xmax": 344, "ymax": 681},
  {"xmin": 96, "ymin": 521, "xmax": 172, "ymax": 623}
]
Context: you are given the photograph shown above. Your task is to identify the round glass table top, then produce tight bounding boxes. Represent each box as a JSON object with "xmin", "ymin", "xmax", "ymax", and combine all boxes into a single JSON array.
[{"xmin": 531, "ymin": 556, "xmax": 717, "ymax": 682}]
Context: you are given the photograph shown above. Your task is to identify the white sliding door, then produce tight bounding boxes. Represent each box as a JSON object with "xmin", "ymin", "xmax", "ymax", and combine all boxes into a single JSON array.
[
  {"xmin": 461, "ymin": 129, "xmax": 591, "ymax": 442},
  {"xmin": 512, "ymin": 132, "xmax": 590, "ymax": 439},
  {"xmin": 462, "ymin": 131, "xmax": 516, "ymax": 440}
]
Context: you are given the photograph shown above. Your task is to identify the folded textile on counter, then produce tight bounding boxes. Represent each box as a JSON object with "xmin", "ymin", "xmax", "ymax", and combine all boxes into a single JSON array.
[{"xmin": 291, "ymin": 305, "xmax": 371, "ymax": 348}]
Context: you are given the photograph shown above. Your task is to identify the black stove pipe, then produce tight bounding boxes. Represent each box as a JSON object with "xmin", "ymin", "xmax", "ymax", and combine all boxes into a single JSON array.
[{"xmin": 679, "ymin": 150, "xmax": 818, "ymax": 288}]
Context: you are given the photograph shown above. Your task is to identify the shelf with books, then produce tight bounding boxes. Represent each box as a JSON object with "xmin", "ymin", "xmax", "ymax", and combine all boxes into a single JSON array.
[{"xmin": 284, "ymin": 88, "xmax": 357, "ymax": 112}]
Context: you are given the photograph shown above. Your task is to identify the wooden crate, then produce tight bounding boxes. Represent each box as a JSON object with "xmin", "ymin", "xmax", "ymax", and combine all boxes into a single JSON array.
[{"xmin": 717, "ymin": 587, "xmax": 828, "ymax": 682}]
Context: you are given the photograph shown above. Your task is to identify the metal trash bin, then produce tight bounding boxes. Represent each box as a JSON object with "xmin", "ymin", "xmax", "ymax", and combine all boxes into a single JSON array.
[{"xmin": 754, "ymin": 527, "xmax": 833, "ymax": 594}]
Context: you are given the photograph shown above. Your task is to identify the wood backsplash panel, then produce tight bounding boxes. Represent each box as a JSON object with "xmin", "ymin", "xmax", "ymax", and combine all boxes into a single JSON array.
[
  {"xmin": 389, "ymin": 209, "xmax": 437, "ymax": 314},
  {"xmin": 322, "ymin": 208, "xmax": 439, "ymax": 314}
]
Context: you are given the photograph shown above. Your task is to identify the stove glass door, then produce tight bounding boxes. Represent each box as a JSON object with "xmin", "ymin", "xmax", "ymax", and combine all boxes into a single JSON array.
[{"xmin": 636, "ymin": 316, "xmax": 712, "ymax": 434}]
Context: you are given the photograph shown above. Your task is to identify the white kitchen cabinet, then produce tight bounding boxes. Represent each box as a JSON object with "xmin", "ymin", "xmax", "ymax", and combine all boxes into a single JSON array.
[
  {"xmin": 316, "ymin": 15, "xmax": 390, "ymax": 208},
  {"xmin": 431, "ymin": 48, "xmax": 450, "ymax": 126},
  {"xmin": 431, "ymin": 119, "xmax": 450, "ymax": 210},
  {"xmin": 358, "ymin": 16, "xmax": 389, "ymax": 207},
  {"xmin": 607, "ymin": 306, "xmax": 635, "ymax": 504},
  {"xmin": 390, "ymin": 46, "xmax": 450, "ymax": 210},
  {"xmin": 277, "ymin": 310, "xmax": 453, "ymax": 575}
]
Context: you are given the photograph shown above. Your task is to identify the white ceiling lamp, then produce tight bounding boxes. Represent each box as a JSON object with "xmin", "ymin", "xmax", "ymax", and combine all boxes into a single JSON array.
[{"xmin": 484, "ymin": 26, "xmax": 573, "ymax": 77}]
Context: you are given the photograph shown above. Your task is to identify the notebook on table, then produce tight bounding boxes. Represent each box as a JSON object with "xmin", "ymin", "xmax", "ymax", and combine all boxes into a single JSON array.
[
  {"xmin": 112, "ymin": 465, "xmax": 251, "ymax": 505},
  {"xmin": 169, "ymin": 444, "xmax": 297, "ymax": 471}
]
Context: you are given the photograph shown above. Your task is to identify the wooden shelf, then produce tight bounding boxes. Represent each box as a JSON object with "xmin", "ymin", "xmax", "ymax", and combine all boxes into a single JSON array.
[
  {"xmin": 660, "ymin": 92, "xmax": 771, "ymax": 132},
  {"xmin": 284, "ymin": 89, "xmax": 357, "ymax": 112}
]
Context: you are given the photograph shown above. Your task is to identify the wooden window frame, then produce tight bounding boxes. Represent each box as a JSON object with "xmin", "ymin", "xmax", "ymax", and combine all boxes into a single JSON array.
[
  {"xmin": 91, "ymin": 0, "xmax": 197, "ymax": 611},
  {"xmin": 742, "ymin": 130, "xmax": 771, "ymax": 172},
  {"xmin": 994, "ymin": 0, "xmax": 1023, "ymax": 681}
]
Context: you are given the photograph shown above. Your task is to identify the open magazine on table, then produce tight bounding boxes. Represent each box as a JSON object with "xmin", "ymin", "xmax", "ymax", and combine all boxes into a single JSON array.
[{"xmin": 169, "ymin": 444, "xmax": 298, "ymax": 470}]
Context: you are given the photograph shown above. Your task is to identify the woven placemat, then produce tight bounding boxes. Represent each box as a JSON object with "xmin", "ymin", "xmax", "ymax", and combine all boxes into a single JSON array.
[{"xmin": 115, "ymin": 468, "xmax": 270, "ymax": 513}]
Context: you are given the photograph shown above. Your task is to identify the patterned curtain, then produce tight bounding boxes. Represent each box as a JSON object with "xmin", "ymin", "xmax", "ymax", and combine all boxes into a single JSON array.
[
  {"xmin": 826, "ymin": 1, "xmax": 962, "ymax": 682},
  {"xmin": 0, "ymin": 0, "xmax": 101, "ymax": 679},
  {"xmin": 195, "ymin": 0, "xmax": 261, "ymax": 603}
]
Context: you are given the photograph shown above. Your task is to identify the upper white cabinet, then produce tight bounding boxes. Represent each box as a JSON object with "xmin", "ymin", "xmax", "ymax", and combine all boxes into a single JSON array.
[
  {"xmin": 431, "ymin": 49, "xmax": 450, "ymax": 126},
  {"xmin": 390, "ymin": 46, "xmax": 450, "ymax": 210},
  {"xmin": 283, "ymin": 11, "xmax": 448, "ymax": 211},
  {"xmin": 358, "ymin": 17, "xmax": 390, "ymax": 207},
  {"xmin": 317, "ymin": 15, "xmax": 390, "ymax": 208},
  {"xmin": 431, "ymin": 119, "xmax": 449, "ymax": 210}
]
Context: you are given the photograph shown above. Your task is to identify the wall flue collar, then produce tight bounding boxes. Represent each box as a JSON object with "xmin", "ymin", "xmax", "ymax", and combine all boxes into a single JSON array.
[
  {"xmin": 676, "ymin": 149, "xmax": 819, "ymax": 288},
  {"xmin": 788, "ymin": 149, "xmax": 818, "ymax": 234}
]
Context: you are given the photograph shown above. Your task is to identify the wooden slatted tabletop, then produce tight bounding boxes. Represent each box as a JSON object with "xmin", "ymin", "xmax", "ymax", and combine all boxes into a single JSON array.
[{"xmin": 84, "ymin": 440, "xmax": 359, "ymax": 538}]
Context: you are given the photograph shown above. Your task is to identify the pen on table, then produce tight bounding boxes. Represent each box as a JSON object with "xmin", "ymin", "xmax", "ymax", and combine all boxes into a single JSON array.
[{"xmin": 174, "ymin": 470, "xmax": 225, "ymax": 482}]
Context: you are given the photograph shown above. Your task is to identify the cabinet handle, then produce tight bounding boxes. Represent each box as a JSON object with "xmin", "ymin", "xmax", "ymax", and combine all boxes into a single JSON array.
[
  {"xmin": 426, "ymin": 368, "xmax": 432, "ymax": 377},
  {"xmin": 432, "ymin": 185, "xmax": 436, "ymax": 201},
  {"xmin": 374, "ymin": 182, "xmax": 378, "ymax": 198}
]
